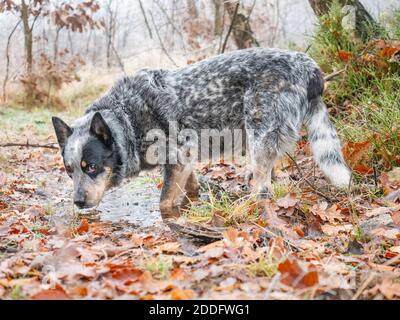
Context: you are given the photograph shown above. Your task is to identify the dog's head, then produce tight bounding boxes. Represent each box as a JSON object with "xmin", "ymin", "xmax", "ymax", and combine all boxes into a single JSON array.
[{"xmin": 52, "ymin": 112, "xmax": 122, "ymax": 208}]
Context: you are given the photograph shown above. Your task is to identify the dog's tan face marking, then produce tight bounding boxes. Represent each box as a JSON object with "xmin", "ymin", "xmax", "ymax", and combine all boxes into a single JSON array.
[
  {"xmin": 82, "ymin": 167, "xmax": 113, "ymax": 206},
  {"xmin": 81, "ymin": 160, "xmax": 87, "ymax": 169}
]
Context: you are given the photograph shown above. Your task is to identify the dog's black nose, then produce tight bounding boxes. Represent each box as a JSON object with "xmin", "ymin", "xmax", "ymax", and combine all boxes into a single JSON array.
[{"xmin": 74, "ymin": 200, "xmax": 86, "ymax": 208}]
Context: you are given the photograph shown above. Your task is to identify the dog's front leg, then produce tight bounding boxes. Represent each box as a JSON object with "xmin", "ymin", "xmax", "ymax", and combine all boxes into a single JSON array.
[{"xmin": 159, "ymin": 164, "xmax": 193, "ymax": 220}]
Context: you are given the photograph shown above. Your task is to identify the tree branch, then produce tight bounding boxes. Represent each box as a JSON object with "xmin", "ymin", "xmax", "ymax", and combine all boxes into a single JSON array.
[
  {"xmin": 220, "ymin": 2, "xmax": 239, "ymax": 54},
  {"xmin": 148, "ymin": 10, "xmax": 178, "ymax": 67},
  {"xmin": 0, "ymin": 142, "xmax": 59, "ymax": 150}
]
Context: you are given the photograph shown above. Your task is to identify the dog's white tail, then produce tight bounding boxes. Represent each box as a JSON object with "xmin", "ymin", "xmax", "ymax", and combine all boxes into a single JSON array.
[{"xmin": 305, "ymin": 97, "xmax": 351, "ymax": 188}]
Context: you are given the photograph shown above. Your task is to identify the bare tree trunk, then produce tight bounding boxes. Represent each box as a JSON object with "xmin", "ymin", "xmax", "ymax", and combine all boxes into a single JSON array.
[
  {"xmin": 186, "ymin": 0, "xmax": 198, "ymax": 19},
  {"xmin": 138, "ymin": 0, "xmax": 152, "ymax": 39},
  {"xmin": 308, "ymin": 0, "xmax": 382, "ymax": 41},
  {"xmin": 20, "ymin": 0, "xmax": 34, "ymax": 104},
  {"xmin": 53, "ymin": 27, "xmax": 61, "ymax": 63},
  {"xmin": 224, "ymin": 0, "xmax": 258, "ymax": 49},
  {"xmin": 3, "ymin": 21, "xmax": 20, "ymax": 103},
  {"xmin": 21, "ymin": 0, "xmax": 33, "ymax": 74},
  {"xmin": 213, "ymin": 0, "xmax": 224, "ymax": 36}
]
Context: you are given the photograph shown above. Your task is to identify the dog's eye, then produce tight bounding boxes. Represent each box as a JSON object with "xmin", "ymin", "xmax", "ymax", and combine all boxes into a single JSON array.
[{"xmin": 87, "ymin": 163, "xmax": 97, "ymax": 174}]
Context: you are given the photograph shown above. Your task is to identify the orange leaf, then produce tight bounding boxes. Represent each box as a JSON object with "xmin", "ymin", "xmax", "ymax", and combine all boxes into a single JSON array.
[
  {"xmin": 294, "ymin": 226, "xmax": 305, "ymax": 238},
  {"xmin": 381, "ymin": 47, "xmax": 400, "ymax": 58},
  {"xmin": 77, "ymin": 218, "xmax": 89, "ymax": 234},
  {"xmin": 278, "ymin": 258, "xmax": 319, "ymax": 288},
  {"xmin": 342, "ymin": 140, "xmax": 370, "ymax": 167},
  {"xmin": 171, "ymin": 267, "xmax": 186, "ymax": 280},
  {"xmin": 171, "ymin": 289, "xmax": 196, "ymax": 300},
  {"xmin": 338, "ymin": 50, "xmax": 353, "ymax": 62},
  {"xmin": 156, "ymin": 181, "xmax": 164, "ymax": 190},
  {"xmin": 353, "ymin": 164, "xmax": 374, "ymax": 175},
  {"xmin": 31, "ymin": 287, "xmax": 69, "ymax": 300}
]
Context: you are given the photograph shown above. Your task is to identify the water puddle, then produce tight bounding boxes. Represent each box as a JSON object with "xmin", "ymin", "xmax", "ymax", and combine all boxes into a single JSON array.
[
  {"xmin": 97, "ymin": 175, "xmax": 161, "ymax": 227},
  {"xmin": 51, "ymin": 173, "xmax": 163, "ymax": 228}
]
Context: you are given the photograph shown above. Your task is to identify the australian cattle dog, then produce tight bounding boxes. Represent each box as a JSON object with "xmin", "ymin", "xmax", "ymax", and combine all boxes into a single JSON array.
[{"xmin": 52, "ymin": 48, "xmax": 351, "ymax": 220}]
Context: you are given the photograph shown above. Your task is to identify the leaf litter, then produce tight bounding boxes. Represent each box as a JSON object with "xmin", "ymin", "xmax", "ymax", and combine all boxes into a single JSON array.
[{"xmin": 0, "ymin": 127, "xmax": 400, "ymax": 300}]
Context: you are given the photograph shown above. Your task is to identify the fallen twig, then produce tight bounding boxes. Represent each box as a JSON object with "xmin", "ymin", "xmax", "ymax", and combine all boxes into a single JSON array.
[
  {"xmin": 285, "ymin": 153, "xmax": 333, "ymax": 201},
  {"xmin": 252, "ymin": 221, "xmax": 303, "ymax": 252},
  {"xmin": 324, "ymin": 68, "xmax": 346, "ymax": 82},
  {"xmin": 0, "ymin": 142, "xmax": 58, "ymax": 149}
]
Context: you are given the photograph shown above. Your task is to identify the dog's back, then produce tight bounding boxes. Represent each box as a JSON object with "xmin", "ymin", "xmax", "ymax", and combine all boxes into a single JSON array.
[{"xmin": 164, "ymin": 48, "xmax": 350, "ymax": 190}]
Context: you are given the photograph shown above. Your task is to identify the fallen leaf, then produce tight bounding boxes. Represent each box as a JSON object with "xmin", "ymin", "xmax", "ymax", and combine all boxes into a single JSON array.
[
  {"xmin": 155, "ymin": 242, "xmax": 181, "ymax": 254},
  {"xmin": 368, "ymin": 278, "xmax": 400, "ymax": 299},
  {"xmin": 276, "ymin": 194, "xmax": 299, "ymax": 209},
  {"xmin": 278, "ymin": 258, "xmax": 318, "ymax": 288},
  {"xmin": 321, "ymin": 224, "xmax": 353, "ymax": 236},
  {"xmin": 31, "ymin": 287, "xmax": 69, "ymax": 300},
  {"xmin": 171, "ymin": 289, "xmax": 196, "ymax": 300},
  {"xmin": 204, "ymin": 247, "xmax": 225, "ymax": 259},
  {"xmin": 311, "ymin": 203, "xmax": 343, "ymax": 224},
  {"xmin": 392, "ymin": 211, "xmax": 400, "ymax": 225},
  {"xmin": 338, "ymin": 50, "xmax": 353, "ymax": 62},
  {"xmin": 77, "ymin": 219, "xmax": 89, "ymax": 234},
  {"xmin": 365, "ymin": 207, "xmax": 392, "ymax": 218},
  {"xmin": 171, "ymin": 267, "xmax": 186, "ymax": 280}
]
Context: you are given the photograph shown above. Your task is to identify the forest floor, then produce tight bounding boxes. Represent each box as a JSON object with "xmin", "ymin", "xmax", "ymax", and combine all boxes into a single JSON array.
[{"xmin": 0, "ymin": 107, "xmax": 400, "ymax": 300}]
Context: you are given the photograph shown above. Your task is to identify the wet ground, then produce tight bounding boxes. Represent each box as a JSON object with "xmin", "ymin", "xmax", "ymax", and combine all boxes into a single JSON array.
[{"xmin": 98, "ymin": 176, "xmax": 161, "ymax": 226}]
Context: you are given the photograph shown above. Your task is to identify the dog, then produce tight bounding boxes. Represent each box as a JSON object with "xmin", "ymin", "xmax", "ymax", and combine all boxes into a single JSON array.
[{"xmin": 52, "ymin": 48, "xmax": 351, "ymax": 219}]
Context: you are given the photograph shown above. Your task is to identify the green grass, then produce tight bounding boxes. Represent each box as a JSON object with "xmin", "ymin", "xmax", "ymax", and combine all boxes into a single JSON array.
[
  {"xmin": 10, "ymin": 285, "xmax": 25, "ymax": 300},
  {"xmin": 0, "ymin": 106, "xmax": 82, "ymax": 139},
  {"xmin": 247, "ymin": 245, "xmax": 286, "ymax": 278},
  {"xmin": 310, "ymin": 1, "xmax": 400, "ymax": 170},
  {"xmin": 140, "ymin": 255, "xmax": 173, "ymax": 280},
  {"xmin": 183, "ymin": 188, "xmax": 260, "ymax": 226}
]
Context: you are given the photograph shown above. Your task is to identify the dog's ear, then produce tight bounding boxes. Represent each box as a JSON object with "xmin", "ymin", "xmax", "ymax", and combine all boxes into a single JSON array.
[
  {"xmin": 90, "ymin": 112, "xmax": 113, "ymax": 147},
  {"xmin": 52, "ymin": 117, "xmax": 73, "ymax": 149}
]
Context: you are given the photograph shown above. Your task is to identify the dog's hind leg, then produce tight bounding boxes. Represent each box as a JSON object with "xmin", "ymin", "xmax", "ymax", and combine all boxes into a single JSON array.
[
  {"xmin": 244, "ymin": 89, "xmax": 302, "ymax": 198},
  {"xmin": 247, "ymin": 138, "xmax": 278, "ymax": 199},
  {"xmin": 159, "ymin": 164, "xmax": 194, "ymax": 220}
]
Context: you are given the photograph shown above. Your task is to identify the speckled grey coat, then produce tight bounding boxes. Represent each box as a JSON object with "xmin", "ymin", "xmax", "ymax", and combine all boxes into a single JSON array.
[{"xmin": 88, "ymin": 48, "xmax": 350, "ymax": 190}]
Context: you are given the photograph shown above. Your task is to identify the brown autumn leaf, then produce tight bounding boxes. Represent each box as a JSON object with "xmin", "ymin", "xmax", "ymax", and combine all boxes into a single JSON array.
[
  {"xmin": 367, "ymin": 278, "xmax": 400, "ymax": 300},
  {"xmin": 211, "ymin": 212, "xmax": 225, "ymax": 227},
  {"xmin": 107, "ymin": 263, "xmax": 143, "ymax": 283},
  {"xmin": 264, "ymin": 201, "xmax": 300, "ymax": 240},
  {"xmin": 353, "ymin": 164, "xmax": 373, "ymax": 175},
  {"xmin": 294, "ymin": 225, "xmax": 305, "ymax": 237},
  {"xmin": 155, "ymin": 242, "xmax": 181, "ymax": 254},
  {"xmin": 204, "ymin": 246, "xmax": 225, "ymax": 259},
  {"xmin": 171, "ymin": 289, "xmax": 196, "ymax": 300},
  {"xmin": 321, "ymin": 223, "xmax": 353, "ymax": 236},
  {"xmin": 77, "ymin": 218, "xmax": 89, "ymax": 234},
  {"xmin": 278, "ymin": 258, "xmax": 319, "ymax": 289},
  {"xmin": 0, "ymin": 171, "xmax": 7, "ymax": 186},
  {"xmin": 69, "ymin": 286, "xmax": 88, "ymax": 297},
  {"xmin": 31, "ymin": 287, "xmax": 70, "ymax": 300},
  {"xmin": 392, "ymin": 211, "xmax": 400, "ymax": 226},
  {"xmin": 276, "ymin": 193, "xmax": 299, "ymax": 209},
  {"xmin": 171, "ymin": 267, "xmax": 186, "ymax": 280},
  {"xmin": 338, "ymin": 50, "xmax": 353, "ymax": 62},
  {"xmin": 381, "ymin": 47, "xmax": 400, "ymax": 58},
  {"xmin": 311, "ymin": 203, "xmax": 343, "ymax": 224},
  {"xmin": 223, "ymin": 227, "xmax": 239, "ymax": 243},
  {"xmin": 342, "ymin": 140, "xmax": 370, "ymax": 168}
]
